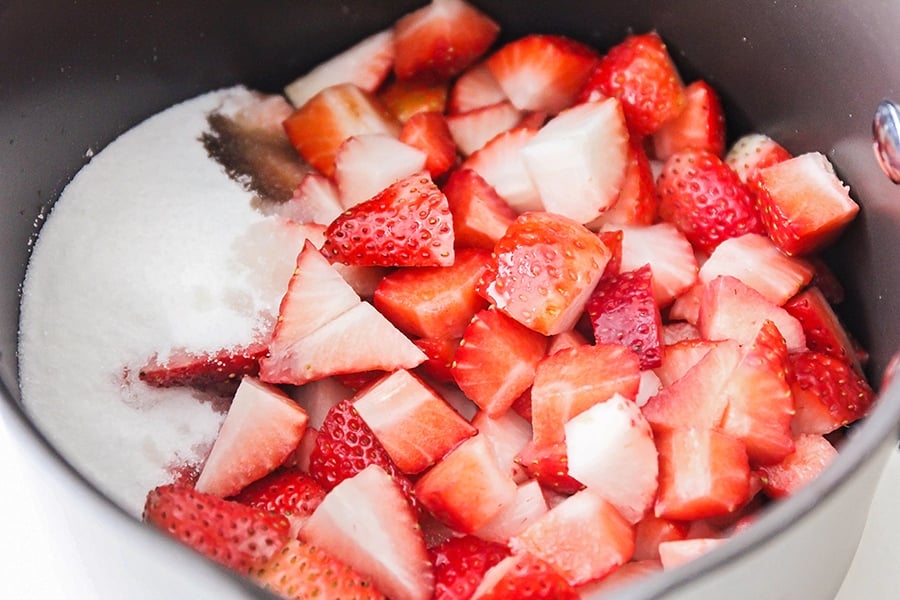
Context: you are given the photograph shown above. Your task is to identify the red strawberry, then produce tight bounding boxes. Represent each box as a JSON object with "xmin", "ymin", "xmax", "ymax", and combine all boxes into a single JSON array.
[
  {"xmin": 400, "ymin": 111, "xmax": 458, "ymax": 178},
  {"xmin": 757, "ymin": 434, "xmax": 838, "ymax": 499},
  {"xmin": 448, "ymin": 61, "xmax": 508, "ymax": 114},
  {"xmin": 460, "ymin": 126, "xmax": 542, "ymax": 212},
  {"xmin": 446, "ymin": 101, "xmax": 524, "ymax": 156},
  {"xmin": 596, "ymin": 229, "xmax": 624, "ymax": 279},
  {"xmin": 138, "ymin": 342, "xmax": 267, "ymax": 396},
  {"xmin": 515, "ymin": 440, "xmax": 585, "ymax": 495},
  {"xmin": 580, "ymin": 31, "xmax": 686, "ymax": 136},
  {"xmin": 784, "ymin": 286, "xmax": 861, "ymax": 371},
  {"xmin": 443, "ymin": 168, "xmax": 517, "ymax": 250},
  {"xmin": 143, "ymin": 484, "xmax": 291, "ymax": 573},
  {"xmin": 653, "ymin": 339, "xmax": 717, "ymax": 387},
  {"xmin": 322, "ymin": 171, "xmax": 455, "ymax": 267},
  {"xmin": 413, "ymin": 337, "xmax": 460, "ymax": 382},
  {"xmin": 487, "ymin": 35, "xmax": 599, "ymax": 114},
  {"xmin": 252, "ymin": 538, "xmax": 385, "ymax": 600},
  {"xmin": 393, "ymin": 0, "xmax": 500, "ymax": 81},
  {"xmin": 725, "ymin": 133, "xmax": 792, "ymax": 187},
  {"xmin": 632, "ymin": 515, "xmax": 690, "ymax": 561},
  {"xmin": 657, "ymin": 149, "xmax": 766, "ymax": 254},
  {"xmin": 430, "ymin": 535, "xmax": 510, "ymax": 600},
  {"xmin": 789, "ymin": 351, "xmax": 875, "ymax": 435},
  {"xmin": 587, "ymin": 139, "xmax": 658, "ymax": 229},
  {"xmin": 333, "ymin": 134, "xmax": 427, "ymax": 209},
  {"xmin": 587, "ymin": 264, "xmax": 664, "ymax": 370},
  {"xmin": 473, "ymin": 552, "xmax": 580, "ymax": 600},
  {"xmin": 478, "ymin": 211, "xmax": 611, "ymax": 335},
  {"xmin": 658, "ymin": 538, "xmax": 726, "ymax": 570},
  {"xmin": 612, "ymin": 222, "xmax": 698, "ymax": 307},
  {"xmin": 232, "ymin": 468, "xmax": 326, "ymax": 535},
  {"xmin": 652, "ymin": 80, "xmax": 726, "ymax": 160},
  {"xmin": 380, "ymin": 77, "xmax": 450, "ymax": 123},
  {"xmin": 472, "ymin": 409, "xmax": 533, "ymax": 483}
]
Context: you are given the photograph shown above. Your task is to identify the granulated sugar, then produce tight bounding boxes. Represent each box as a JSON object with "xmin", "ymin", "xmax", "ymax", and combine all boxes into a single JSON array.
[{"xmin": 18, "ymin": 87, "xmax": 302, "ymax": 516}]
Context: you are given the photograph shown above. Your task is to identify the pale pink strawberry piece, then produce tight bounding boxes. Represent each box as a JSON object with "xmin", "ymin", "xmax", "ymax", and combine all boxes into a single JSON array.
[
  {"xmin": 667, "ymin": 283, "xmax": 703, "ymax": 325},
  {"xmin": 635, "ymin": 369, "xmax": 664, "ymax": 407},
  {"xmin": 289, "ymin": 377, "xmax": 352, "ymax": 429},
  {"xmin": 658, "ymin": 538, "xmax": 726, "ymax": 570},
  {"xmin": 334, "ymin": 134, "xmax": 427, "ymax": 208},
  {"xmin": 576, "ymin": 560, "xmax": 662, "ymax": 597},
  {"xmin": 632, "ymin": 515, "xmax": 690, "ymax": 561},
  {"xmin": 280, "ymin": 172, "xmax": 343, "ymax": 225},
  {"xmin": 521, "ymin": 97, "xmax": 629, "ymax": 223},
  {"xmin": 697, "ymin": 275, "xmax": 806, "ymax": 352},
  {"xmin": 460, "ymin": 127, "xmax": 542, "ymax": 212},
  {"xmin": 725, "ymin": 133, "xmax": 792, "ymax": 185},
  {"xmin": 415, "ymin": 434, "xmax": 518, "ymax": 534},
  {"xmin": 653, "ymin": 339, "xmax": 718, "ymax": 388},
  {"xmin": 399, "ymin": 111, "xmax": 457, "ymax": 178},
  {"xmin": 757, "ymin": 434, "xmax": 838, "ymax": 499},
  {"xmin": 448, "ymin": 61, "xmax": 508, "ymax": 114},
  {"xmin": 446, "ymin": 101, "xmax": 524, "ymax": 156},
  {"xmin": 784, "ymin": 286, "xmax": 861, "ymax": 372},
  {"xmin": 195, "ymin": 377, "xmax": 309, "ymax": 498},
  {"xmin": 379, "ymin": 78, "xmax": 450, "ymax": 124},
  {"xmin": 474, "ymin": 479, "xmax": 550, "ymax": 544},
  {"xmin": 756, "ymin": 152, "xmax": 860, "ymax": 256},
  {"xmin": 138, "ymin": 342, "xmax": 268, "ymax": 397},
  {"xmin": 565, "ymin": 394, "xmax": 659, "ymax": 524},
  {"xmin": 472, "ymin": 409, "xmax": 533, "ymax": 483},
  {"xmin": 487, "ymin": 34, "xmax": 600, "ymax": 114},
  {"xmin": 284, "ymin": 29, "xmax": 395, "ymax": 108},
  {"xmin": 652, "ymin": 80, "xmax": 726, "ymax": 160},
  {"xmin": 586, "ymin": 138, "xmax": 658, "ymax": 229},
  {"xmin": 472, "ymin": 552, "xmax": 580, "ymax": 600},
  {"xmin": 661, "ymin": 321, "xmax": 701, "ymax": 345},
  {"xmin": 301, "ymin": 464, "xmax": 434, "ymax": 600},
  {"xmin": 546, "ymin": 329, "xmax": 591, "ymax": 355},
  {"xmin": 510, "ymin": 490, "xmax": 635, "ymax": 586},
  {"xmin": 654, "ymin": 428, "xmax": 751, "ymax": 521},
  {"xmin": 442, "ymin": 168, "xmax": 517, "ymax": 251},
  {"xmin": 288, "ymin": 427, "xmax": 318, "ymax": 473},
  {"xmin": 531, "ymin": 343, "xmax": 641, "ymax": 447},
  {"xmin": 515, "ymin": 440, "xmax": 585, "ymax": 495},
  {"xmin": 353, "ymin": 369, "xmax": 476, "ymax": 474}
]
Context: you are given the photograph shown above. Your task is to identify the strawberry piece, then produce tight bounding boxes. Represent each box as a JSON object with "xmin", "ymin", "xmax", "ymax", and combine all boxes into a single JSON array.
[
  {"xmin": 784, "ymin": 286, "xmax": 861, "ymax": 371},
  {"xmin": 657, "ymin": 149, "xmax": 766, "ymax": 254},
  {"xmin": 725, "ymin": 133, "xmax": 792, "ymax": 187},
  {"xmin": 510, "ymin": 490, "xmax": 635, "ymax": 586},
  {"xmin": 301, "ymin": 465, "xmax": 434, "ymax": 600},
  {"xmin": 757, "ymin": 434, "xmax": 838, "ymax": 499},
  {"xmin": 290, "ymin": 377, "xmax": 353, "ymax": 429},
  {"xmin": 415, "ymin": 434, "xmax": 518, "ymax": 533},
  {"xmin": 393, "ymin": 0, "xmax": 500, "ymax": 81},
  {"xmin": 334, "ymin": 134, "xmax": 427, "ymax": 209},
  {"xmin": 521, "ymin": 97, "xmax": 629, "ymax": 223},
  {"xmin": 473, "ymin": 552, "xmax": 580, "ymax": 600},
  {"xmin": 654, "ymin": 339, "xmax": 718, "ymax": 387},
  {"xmin": 595, "ymin": 229, "xmax": 624, "ymax": 279},
  {"xmin": 580, "ymin": 31, "xmax": 686, "ymax": 136},
  {"xmin": 487, "ymin": 34, "xmax": 600, "ymax": 114},
  {"xmin": 612, "ymin": 222, "xmax": 698, "ymax": 307},
  {"xmin": 448, "ymin": 61, "xmax": 508, "ymax": 114},
  {"xmin": 400, "ymin": 111, "xmax": 458, "ymax": 178},
  {"xmin": 652, "ymin": 80, "xmax": 726, "ymax": 160},
  {"xmin": 547, "ymin": 328, "xmax": 592, "ymax": 355},
  {"xmin": 472, "ymin": 409, "xmax": 533, "ymax": 483},
  {"xmin": 430, "ymin": 535, "xmax": 510, "ymax": 600},
  {"xmin": 564, "ymin": 394, "xmax": 659, "ymax": 523},
  {"xmin": 323, "ymin": 171, "xmax": 455, "ymax": 267},
  {"xmin": 587, "ymin": 265, "xmax": 664, "ymax": 370},
  {"xmin": 587, "ymin": 138, "xmax": 658, "ymax": 228},
  {"xmin": 475, "ymin": 479, "xmax": 550, "ymax": 544},
  {"xmin": 633, "ymin": 515, "xmax": 690, "ymax": 561},
  {"xmin": 281, "ymin": 172, "xmax": 343, "ymax": 225},
  {"xmin": 654, "ymin": 428, "xmax": 751, "ymax": 521},
  {"xmin": 284, "ymin": 29, "xmax": 395, "ymax": 108},
  {"xmin": 478, "ymin": 211, "xmax": 611, "ymax": 335},
  {"xmin": 282, "ymin": 83, "xmax": 400, "ymax": 177},
  {"xmin": 515, "ymin": 440, "xmax": 585, "ymax": 495},
  {"xmin": 756, "ymin": 152, "xmax": 861, "ymax": 256},
  {"xmin": 446, "ymin": 101, "xmax": 524, "ymax": 156},
  {"xmin": 252, "ymin": 538, "xmax": 385, "ymax": 600},
  {"xmin": 353, "ymin": 369, "xmax": 477, "ymax": 474},
  {"xmin": 531, "ymin": 343, "xmax": 641, "ymax": 447},
  {"xmin": 143, "ymin": 484, "xmax": 291, "ymax": 573},
  {"xmin": 658, "ymin": 538, "xmax": 726, "ymax": 570},
  {"xmin": 460, "ymin": 126, "xmax": 542, "ymax": 212},
  {"xmin": 380, "ymin": 77, "xmax": 450, "ymax": 123},
  {"xmin": 413, "ymin": 337, "xmax": 459, "ymax": 382},
  {"xmin": 443, "ymin": 168, "xmax": 517, "ymax": 250},
  {"xmin": 373, "ymin": 247, "xmax": 490, "ymax": 339},
  {"xmin": 576, "ymin": 560, "xmax": 661, "ymax": 597},
  {"xmin": 807, "ymin": 256, "xmax": 846, "ymax": 305},
  {"xmin": 139, "ymin": 342, "xmax": 267, "ymax": 396},
  {"xmin": 660, "ymin": 322, "xmax": 702, "ymax": 346},
  {"xmin": 789, "ymin": 351, "xmax": 875, "ymax": 435},
  {"xmin": 451, "ymin": 307, "xmax": 547, "ymax": 416},
  {"xmin": 232, "ymin": 467, "xmax": 326, "ymax": 535},
  {"xmin": 195, "ymin": 377, "xmax": 309, "ymax": 498}
]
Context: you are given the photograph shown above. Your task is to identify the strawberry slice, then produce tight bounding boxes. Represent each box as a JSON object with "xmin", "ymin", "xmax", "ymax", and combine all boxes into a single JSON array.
[
  {"xmin": 472, "ymin": 552, "xmax": 580, "ymax": 600},
  {"xmin": 587, "ymin": 264, "xmax": 664, "ymax": 370},
  {"xmin": 284, "ymin": 29, "xmax": 395, "ymax": 108},
  {"xmin": 586, "ymin": 138, "xmax": 658, "ymax": 228},
  {"xmin": 448, "ymin": 61, "xmax": 508, "ymax": 114},
  {"xmin": 252, "ymin": 538, "xmax": 386, "ymax": 600},
  {"xmin": 143, "ymin": 484, "xmax": 291, "ymax": 573},
  {"xmin": 393, "ymin": 0, "xmax": 500, "ymax": 81},
  {"xmin": 413, "ymin": 337, "xmax": 460, "ymax": 383},
  {"xmin": 446, "ymin": 101, "xmax": 524, "ymax": 156},
  {"xmin": 400, "ymin": 111, "xmax": 458, "ymax": 178},
  {"xmin": 283, "ymin": 83, "xmax": 400, "ymax": 177},
  {"xmin": 429, "ymin": 535, "xmax": 510, "ymax": 600},
  {"xmin": 301, "ymin": 464, "xmax": 434, "ymax": 600},
  {"xmin": 443, "ymin": 168, "xmax": 517, "ymax": 250},
  {"xmin": 784, "ymin": 286, "xmax": 861, "ymax": 371},
  {"xmin": 138, "ymin": 342, "xmax": 268, "ymax": 396},
  {"xmin": 789, "ymin": 351, "xmax": 875, "ymax": 435},
  {"xmin": 652, "ymin": 80, "xmax": 726, "ymax": 160},
  {"xmin": 657, "ymin": 148, "xmax": 766, "ymax": 254},
  {"xmin": 579, "ymin": 31, "xmax": 686, "ymax": 136},
  {"xmin": 475, "ymin": 479, "xmax": 550, "ymax": 544},
  {"xmin": 323, "ymin": 171, "xmax": 455, "ymax": 267},
  {"xmin": 478, "ymin": 211, "xmax": 611, "ymax": 335},
  {"xmin": 515, "ymin": 440, "xmax": 585, "ymax": 495},
  {"xmin": 611, "ymin": 222, "xmax": 698, "ymax": 307},
  {"xmin": 757, "ymin": 434, "xmax": 838, "ymax": 499},
  {"xmin": 232, "ymin": 467, "xmax": 326, "ymax": 536},
  {"xmin": 654, "ymin": 339, "xmax": 717, "ymax": 387},
  {"xmin": 473, "ymin": 409, "xmax": 533, "ymax": 484},
  {"xmin": 195, "ymin": 377, "xmax": 309, "ymax": 498},
  {"xmin": 380, "ymin": 77, "xmax": 450, "ymax": 123},
  {"xmin": 281, "ymin": 172, "xmax": 343, "ymax": 225},
  {"xmin": 333, "ymin": 134, "xmax": 427, "ymax": 209},
  {"xmin": 460, "ymin": 126, "xmax": 542, "ymax": 212},
  {"xmin": 487, "ymin": 34, "xmax": 599, "ymax": 114}
]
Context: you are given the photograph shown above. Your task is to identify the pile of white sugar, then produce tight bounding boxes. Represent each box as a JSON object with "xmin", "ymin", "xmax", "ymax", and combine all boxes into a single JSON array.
[{"xmin": 19, "ymin": 87, "xmax": 302, "ymax": 516}]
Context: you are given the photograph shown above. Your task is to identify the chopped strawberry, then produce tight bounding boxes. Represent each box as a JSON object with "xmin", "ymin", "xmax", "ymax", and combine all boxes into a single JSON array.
[
  {"xmin": 301, "ymin": 465, "xmax": 434, "ymax": 600},
  {"xmin": 334, "ymin": 134, "xmax": 427, "ymax": 209},
  {"xmin": 373, "ymin": 248, "xmax": 490, "ymax": 339},
  {"xmin": 281, "ymin": 172, "xmax": 343, "ymax": 225},
  {"xmin": 587, "ymin": 139, "xmax": 658, "ymax": 228},
  {"xmin": 282, "ymin": 83, "xmax": 400, "ymax": 177},
  {"xmin": 724, "ymin": 133, "xmax": 792, "ymax": 187},
  {"xmin": 143, "ymin": 484, "xmax": 291, "ymax": 573},
  {"xmin": 472, "ymin": 409, "xmax": 533, "ymax": 483},
  {"xmin": 653, "ymin": 339, "xmax": 718, "ymax": 387},
  {"xmin": 380, "ymin": 77, "xmax": 450, "ymax": 123},
  {"xmin": 448, "ymin": 61, "xmax": 508, "ymax": 114},
  {"xmin": 460, "ymin": 126, "xmax": 542, "ymax": 212},
  {"xmin": 652, "ymin": 80, "xmax": 726, "ymax": 160},
  {"xmin": 576, "ymin": 560, "xmax": 661, "ymax": 597},
  {"xmin": 478, "ymin": 211, "xmax": 610, "ymax": 335},
  {"xmin": 757, "ymin": 434, "xmax": 837, "ymax": 499},
  {"xmin": 789, "ymin": 351, "xmax": 875, "ymax": 435},
  {"xmin": 807, "ymin": 255, "xmax": 846, "ymax": 305},
  {"xmin": 139, "ymin": 342, "xmax": 268, "ymax": 396},
  {"xmin": 784, "ymin": 286, "xmax": 861, "ymax": 371},
  {"xmin": 657, "ymin": 148, "xmax": 766, "ymax": 254},
  {"xmin": 290, "ymin": 377, "xmax": 353, "ymax": 429},
  {"xmin": 658, "ymin": 538, "xmax": 726, "ymax": 570},
  {"xmin": 284, "ymin": 29, "xmax": 395, "ymax": 108},
  {"xmin": 252, "ymin": 538, "xmax": 386, "ymax": 600},
  {"xmin": 442, "ymin": 168, "xmax": 517, "ymax": 250},
  {"xmin": 195, "ymin": 377, "xmax": 309, "ymax": 498},
  {"xmin": 323, "ymin": 171, "xmax": 455, "ymax": 267},
  {"xmin": 451, "ymin": 307, "xmax": 547, "ymax": 416},
  {"xmin": 756, "ymin": 152, "xmax": 861, "ymax": 256},
  {"xmin": 231, "ymin": 467, "xmax": 326, "ymax": 535},
  {"xmin": 430, "ymin": 535, "xmax": 510, "ymax": 600},
  {"xmin": 515, "ymin": 440, "xmax": 585, "ymax": 495},
  {"xmin": 414, "ymin": 336, "xmax": 460, "ymax": 382},
  {"xmin": 546, "ymin": 328, "xmax": 592, "ymax": 356},
  {"xmin": 400, "ymin": 111, "xmax": 458, "ymax": 177},
  {"xmin": 580, "ymin": 31, "xmax": 686, "ymax": 136},
  {"xmin": 393, "ymin": 0, "xmax": 500, "ymax": 81},
  {"xmin": 472, "ymin": 552, "xmax": 580, "ymax": 600},
  {"xmin": 475, "ymin": 479, "xmax": 550, "ymax": 544},
  {"xmin": 611, "ymin": 222, "xmax": 698, "ymax": 307},
  {"xmin": 633, "ymin": 515, "xmax": 690, "ymax": 561},
  {"xmin": 595, "ymin": 229, "xmax": 624, "ymax": 279},
  {"xmin": 446, "ymin": 101, "xmax": 524, "ymax": 156},
  {"xmin": 660, "ymin": 321, "xmax": 701, "ymax": 346},
  {"xmin": 587, "ymin": 264, "xmax": 664, "ymax": 370}
]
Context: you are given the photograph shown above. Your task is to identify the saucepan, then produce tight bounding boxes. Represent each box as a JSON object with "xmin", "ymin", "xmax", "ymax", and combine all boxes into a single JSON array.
[{"xmin": 2, "ymin": 0, "xmax": 899, "ymax": 598}]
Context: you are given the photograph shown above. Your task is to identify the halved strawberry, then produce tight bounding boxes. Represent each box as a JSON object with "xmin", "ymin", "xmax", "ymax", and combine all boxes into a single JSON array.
[
  {"xmin": 784, "ymin": 286, "xmax": 861, "ymax": 371},
  {"xmin": 478, "ymin": 211, "xmax": 611, "ymax": 335},
  {"xmin": 323, "ymin": 171, "xmax": 455, "ymax": 267},
  {"xmin": 580, "ymin": 31, "xmax": 686, "ymax": 136},
  {"xmin": 652, "ymin": 80, "xmax": 726, "ymax": 160},
  {"xmin": 429, "ymin": 535, "xmax": 510, "ymax": 600},
  {"xmin": 586, "ymin": 138, "xmax": 658, "ymax": 228},
  {"xmin": 442, "ymin": 168, "xmax": 517, "ymax": 250},
  {"xmin": 143, "ymin": 484, "xmax": 291, "ymax": 573},
  {"xmin": 448, "ymin": 61, "xmax": 508, "ymax": 114},
  {"xmin": 281, "ymin": 172, "xmax": 343, "ymax": 225},
  {"xmin": 460, "ymin": 126, "xmax": 542, "ymax": 212},
  {"xmin": 380, "ymin": 77, "xmax": 450, "ymax": 123},
  {"xmin": 139, "ymin": 342, "xmax": 268, "ymax": 396},
  {"xmin": 393, "ymin": 0, "xmax": 500, "ymax": 81},
  {"xmin": 515, "ymin": 440, "xmax": 585, "ymax": 495},
  {"xmin": 789, "ymin": 351, "xmax": 875, "ymax": 435},
  {"xmin": 400, "ymin": 111, "xmax": 458, "ymax": 177},
  {"xmin": 757, "ymin": 434, "xmax": 837, "ymax": 499},
  {"xmin": 195, "ymin": 377, "xmax": 309, "ymax": 498},
  {"xmin": 231, "ymin": 467, "xmax": 326, "ymax": 536},
  {"xmin": 446, "ymin": 101, "xmax": 524, "ymax": 156},
  {"xmin": 333, "ymin": 134, "xmax": 427, "ymax": 209},
  {"xmin": 472, "ymin": 552, "xmax": 579, "ymax": 600}
]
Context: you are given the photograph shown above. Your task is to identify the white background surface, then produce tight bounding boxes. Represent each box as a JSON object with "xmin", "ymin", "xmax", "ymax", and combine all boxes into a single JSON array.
[{"xmin": 2, "ymin": 407, "xmax": 898, "ymax": 598}]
